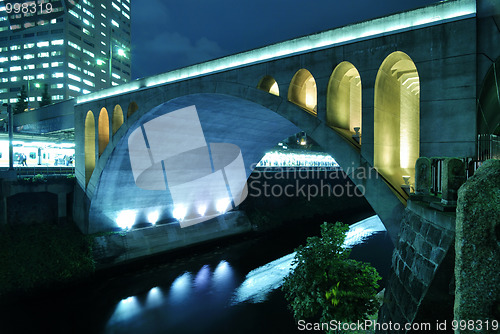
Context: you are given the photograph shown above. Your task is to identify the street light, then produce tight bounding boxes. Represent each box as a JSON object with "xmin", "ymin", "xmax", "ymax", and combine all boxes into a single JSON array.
[{"xmin": 2, "ymin": 103, "xmax": 13, "ymax": 170}]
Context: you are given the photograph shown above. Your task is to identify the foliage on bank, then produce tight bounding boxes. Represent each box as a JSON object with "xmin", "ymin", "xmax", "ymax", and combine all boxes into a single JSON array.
[
  {"xmin": 282, "ymin": 222, "xmax": 381, "ymax": 332},
  {"xmin": 0, "ymin": 223, "xmax": 95, "ymax": 296}
]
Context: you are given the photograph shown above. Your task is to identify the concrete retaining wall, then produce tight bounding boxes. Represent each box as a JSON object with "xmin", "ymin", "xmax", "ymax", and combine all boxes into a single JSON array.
[{"xmin": 92, "ymin": 211, "xmax": 252, "ymax": 268}]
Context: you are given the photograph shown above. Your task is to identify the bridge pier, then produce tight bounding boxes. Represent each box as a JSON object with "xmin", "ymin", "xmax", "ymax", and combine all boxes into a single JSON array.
[{"xmin": 377, "ymin": 200, "xmax": 456, "ymax": 332}]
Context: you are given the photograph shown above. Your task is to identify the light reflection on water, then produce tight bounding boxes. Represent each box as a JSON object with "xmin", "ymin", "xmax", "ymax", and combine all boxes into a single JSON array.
[{"xmin": 104, "ymin": 215, "xmax": 387, "ymax": 333}]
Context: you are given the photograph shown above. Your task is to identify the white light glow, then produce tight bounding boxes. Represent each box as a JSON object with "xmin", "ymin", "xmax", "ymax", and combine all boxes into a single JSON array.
[
  {"xmin": 146, "ymin": 287, "xmax": 163, "ymax": 308},
  {"xmin": 147, "ymin": 211, "xmax": 159, "ymax": 225},
  {"xmin": 173, "ymin": 205, "xmax": 187, "ymax": 221},
  {"xmin": 216, "ymin": 198, "xmax": 230, "ymax": 213},
  {"xmin": 197, "ymin": 205, "xmax": 207, "ymax": 216},
  {"xmin": 76, "ymin": 0, "xmax": 475, "ymax": 106},
  {"xmin": 116, "ymin": 210, "xmax": 136, "ymax": 229}
]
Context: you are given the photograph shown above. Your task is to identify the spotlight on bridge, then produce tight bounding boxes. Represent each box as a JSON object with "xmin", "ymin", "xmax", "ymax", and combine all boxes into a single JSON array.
[
  {"xmin": 173, "ymin": 205, "xmax": 187, "ymax": 221},
  {"xmin": 197, "ymin": 204, "xmax": 207, "ymax": 216},
  {"xmin": 216, "ymin": 198, "xmax": 230, "ymax": 214},
  {"xmin": 147, "ymin": 211, "xmax": 160, "ymax": 225},
  {"xmin": 116, "ymin": 210, "xmax": 136, "ymax": 230}
]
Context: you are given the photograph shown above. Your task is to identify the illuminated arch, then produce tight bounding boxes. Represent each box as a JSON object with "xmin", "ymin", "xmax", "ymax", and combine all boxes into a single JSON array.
[
  {"xmin": 257, "ymin": 75, "xmax": 279, "ymax": 96},
  {"xmin": 84, "ymin": 111, "xmax": 95, "ymax": 186},
  {"xmin": 127, "ymin": 101, "xmax": 139, "ymax": 117},
  {"xmin": 288, "ymin": 69, "xmax": 317, "ymax": 115},
  {"xmin": 477, "ymin": 57, "xmax": 500, "ymax": 136},
  {"xmin": 98, "ymin": 107, "xmax": 109, "ymax": 156},
  {"xmin": 326, "ymin": 61, "xmax": 362, "ymax": 141},
  {"xmin": 112, "ymin": 104, "xmax": 124, "ymax": 135},
  {"xmin": 374, "ymin": 51, "xmax": 420, "ymax": 193}
]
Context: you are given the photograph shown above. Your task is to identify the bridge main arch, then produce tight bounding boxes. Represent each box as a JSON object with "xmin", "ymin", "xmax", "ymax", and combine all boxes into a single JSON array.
[{"xmin": 78, "ymin": 83, "xmax": 404, "ymax": 241}]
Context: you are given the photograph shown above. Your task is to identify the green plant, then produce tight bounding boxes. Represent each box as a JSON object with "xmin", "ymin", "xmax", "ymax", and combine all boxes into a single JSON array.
[
  {"xmin": 32, "ymin": 174, "xmax": 46, "ymax": 183},
  {"xmin": 282, "ymin": 222, "xmax": 381, "ymax": 329}
]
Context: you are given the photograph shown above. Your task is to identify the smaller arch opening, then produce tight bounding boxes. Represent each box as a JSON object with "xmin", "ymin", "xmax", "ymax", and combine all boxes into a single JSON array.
[
  {"xmin": 98, "ymin": 107, "xmax": 109, "ymax": 156},
  {"xmin": 84, "ymin": 110, "xmax": 95, "ymax": 186},
  {"xmin": 112, "ymin": 105, "xmax": 124, "ymax": 135},
  {"xmin": 127, "ymin": 101, "xmax": 139, "ymax": 118},
  {"xmin": 257, "ymin": 75, "xmax": 279, "ymax": 96},
  {"xmin": 288, "ymin": 69, "xmax": 317, "ymax": 115}
]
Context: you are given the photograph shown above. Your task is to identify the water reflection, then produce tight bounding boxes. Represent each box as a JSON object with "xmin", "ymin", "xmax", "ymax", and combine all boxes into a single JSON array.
[
  {"xmin": 169, "ymin": 272, "xmax": 192, "ymax": 304},
  {"xmin": 105, "ymin": 215, "xmax": 388, "ymax": 333},
  {"xmin": 146, "ymin": 287, "xmax": 163, "ymax": 308}
]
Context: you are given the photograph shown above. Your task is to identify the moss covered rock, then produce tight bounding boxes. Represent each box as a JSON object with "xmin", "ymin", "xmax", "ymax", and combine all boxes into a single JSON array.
[{"xmin": 454, "ymin": 159, "xmax": 500, "ymax": 327}]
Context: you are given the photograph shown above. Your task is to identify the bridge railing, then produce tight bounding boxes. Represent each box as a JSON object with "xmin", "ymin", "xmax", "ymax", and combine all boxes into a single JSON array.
[
  {"xmin": 14, "ymin": 166, "xmax": 75, "ymax": 177},
  {"xmin": 429, "ymin": 157, "xmax": 480, "ymax": 196},
  {"xmin": 478, "ymin": 134, "xmax": 500, "ymax": 161}
]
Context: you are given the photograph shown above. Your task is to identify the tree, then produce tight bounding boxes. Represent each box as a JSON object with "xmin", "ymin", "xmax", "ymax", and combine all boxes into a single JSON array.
[
  {"xmin": 14, "ymin": 85, "xmax": 28, "ymax": 114},
  {"xmin": 39, "ymin": 83, "xmax": 52, "ymax": 107},
  {"xmin": 282, "ymin": 222, "xmax": 381, "ymax": 328}
]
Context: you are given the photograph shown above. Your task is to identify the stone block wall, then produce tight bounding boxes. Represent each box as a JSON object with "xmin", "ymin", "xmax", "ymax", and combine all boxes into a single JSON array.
[{"xmin": 378, "ymin": 201, "xmax": 456, "ymax": 332}]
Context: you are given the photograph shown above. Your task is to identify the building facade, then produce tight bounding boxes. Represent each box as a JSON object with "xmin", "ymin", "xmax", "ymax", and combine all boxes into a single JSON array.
[{"xmin": 0, "ymin": 0, "xmax": 131, "ymax": 108}]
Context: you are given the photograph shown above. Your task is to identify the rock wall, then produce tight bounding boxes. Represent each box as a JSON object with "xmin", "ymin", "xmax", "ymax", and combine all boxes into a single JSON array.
[
  {"xmin": 454, "ymin": 159, "xmax": 500, "ymax": 328},
  {"xmin": 378, "ymin": 201, "xmax": 456, "ymax": 332}
]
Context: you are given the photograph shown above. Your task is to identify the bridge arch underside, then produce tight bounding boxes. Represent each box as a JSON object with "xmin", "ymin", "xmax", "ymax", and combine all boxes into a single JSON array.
[
  {"xmin": 89, "ymin": 93, "xmax": 301, "ymax": 233},
  {"xmin": 88, "ymin": 92, "xmax": 403, "ymax": 241}
]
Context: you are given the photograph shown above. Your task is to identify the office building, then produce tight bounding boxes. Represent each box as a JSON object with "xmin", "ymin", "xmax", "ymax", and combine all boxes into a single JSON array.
[{"xmin": 0, "ymin": 0, "xmax": 131, "ymax": 108}]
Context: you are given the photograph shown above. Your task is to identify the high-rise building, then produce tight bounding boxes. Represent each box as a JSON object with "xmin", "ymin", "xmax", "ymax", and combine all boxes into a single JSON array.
[{"xmin": 0, "ymin": 0, "xmax": 131, "ymax": 109}]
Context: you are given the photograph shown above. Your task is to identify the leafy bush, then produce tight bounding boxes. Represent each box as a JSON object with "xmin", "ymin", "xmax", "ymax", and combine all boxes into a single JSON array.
[
  {"xmin": 282, "ymin": 222, "xmax": 381, "ymax": 328},
  {"xmin": 0, "ymin": 223, "xmax": 95, "ymax": 295}
]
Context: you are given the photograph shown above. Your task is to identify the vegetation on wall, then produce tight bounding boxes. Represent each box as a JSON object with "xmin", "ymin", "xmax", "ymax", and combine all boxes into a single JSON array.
[
  {"xmin": 0, "ymin": 223, "xmax": 95, "ymax": 296},
  {"xmin": 282, "ymin": 222, "xmax": 381, "ymax": 331}
]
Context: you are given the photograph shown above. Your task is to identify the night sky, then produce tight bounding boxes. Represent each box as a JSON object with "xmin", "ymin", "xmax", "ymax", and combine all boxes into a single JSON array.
[{"xmin": 131, "ymin": 0, "xmax": 441, "ymax": 80}]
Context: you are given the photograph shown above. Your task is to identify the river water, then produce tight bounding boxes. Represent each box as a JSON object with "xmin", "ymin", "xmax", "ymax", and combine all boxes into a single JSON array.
[{"xmin": 1, "ymin": 214, "xmax": 393, "ymax": 334}]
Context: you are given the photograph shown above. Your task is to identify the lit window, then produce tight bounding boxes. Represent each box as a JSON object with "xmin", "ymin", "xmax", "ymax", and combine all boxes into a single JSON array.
[
  {"xmin": 23, "ymin": 65, "xmax": 35, "ymax": 70},
  {"xmin": 101, "ymin": 22, "xmax": 106, "ymax": 28},
  {"xmin": 68, "ymin": 73, "xmax": 81, "ymax": 82},
  {"xmin": 83, "ymin": 49, "xmax": 94, "ymax": 57},
  {"xmin": 68, "ymin": 84, "xmax": 80, "ymax": 92},
  {"xmin": 122, "ymin": 11, "xmax": 130, "ymax": 19},
  {"xmin": 37, "ymin": 74, "xmax": 45, "ymax": 79},
  {"xmin": 0, "ymin": 57, "xmax": 7, "ymax": 62},
  {"xmin": 52, "ymin": 72, "xmax": 64, "ymax": 78},
  {"xmin": 101, "ymin": 4, "xmax": 106, "ymax": 9},
  {"xmin": 24, "ymin": 43, "xmax": 35, "ymax": 49},
  {"xmin": 112, "ymin": 82, "xmax": 118, "ymax": 86},
  {"xmin": 10, "ymin": 66, "xmax": 21, "ymax": 72},
  {"xmin": 51, "ymin": 19, "xmax": 56, "ymax": 24},
  {"xmin": 112, "ymin": 73, "xmax": 121, "ymax": 79},
  {"xmin": 101, "ymin": 31, "xmax": 106, "ymax": 37},
  {"xmin": 83, "ymin": 79, "xmax": 94, "ymax": 87},
  {"xmin": 83, "ymin": 18, "xmax": 90, "ymax": 26},
  {"xmin": 10, "ymin": 56, "xmax": 21, "ymax": 61},
  {"xmin": 0, "ymin": 68, "xmax": 5, "ymax": 72},
  {"xmin": 68, "ymin": 63, "xmax": 76, "ymax": 69},
  {"xmin": 37, "ymin": 97, "xmax": 42, "ymax": 102},
  {"xmin": 10, "ymin": 77, "xmax": 18, "ymax": 82},
  {"xmin": 9, "ymin": 98, "xmax": 17, "ymax": 103},
  {"xmin": 122, "ymin": 2, "xmax": 130, "ymax": 11},
  {"xmin": 37, "ymin": 41, "xmax": 49, "ymax": 47},
  {"xmin": 69, "ymin": 10, "xmax": 79, "ymax": 19},
  {"xmin": 51, "ymin": 51, "xmax": 62, "ymax": 57},
  {"xmin": 23, "ymin": 75, "xmax": 35, "ymax": 80},
  {"xmin": 2, "ymin": 79, "xmax": 9, "ymax": 83},
  {"xmin": 0, "ymin": 47, "xmax": 7, "ymax": 52},
  {"xmin": 101, "ymin": 13, "xmax": 106, "ymax": 19},
  {"xmin": 111, "ymin": 19, "xmax": 119, "ymax": 27},
  {"xmin": 37, "ymin": 52, "xmax": 49, "ymax": 58},
  {"xmin": 112, "ymin": 2, "xmax": 121, "ymax": 11},
  {"xmin": 51, "ymin": 39, "xmax": 64, "ymax": 45},
  {"xmin": 51, "ymin": 62, "xmax": 62, "ymax": 67},
  {"xmin": 10, "ymin": 45, "xmax": 21, "ymax": 51},
  {"xmin": 68, "ymin": 41, "xmax": 81, "ymax": 51},
  {"xmin": 42, "ymin": 63, "xmax": 49, "ymax": 68},
  {"xmin": 23, "ymin": 54, "xmax": 35, "ymax": 60},
  {"xmin": 82, "ymin": 89, "xmax": 91, "ymax": 94}
]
